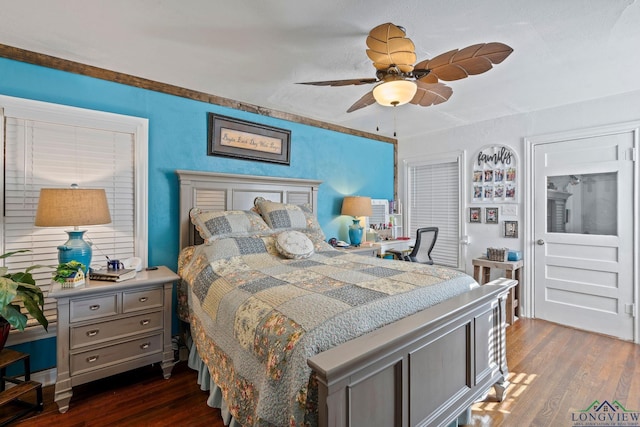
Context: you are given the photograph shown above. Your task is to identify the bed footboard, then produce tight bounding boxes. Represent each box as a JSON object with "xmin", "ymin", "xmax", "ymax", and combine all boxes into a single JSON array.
[{"xmin": 308, "ymin": 278, "xmax": 515, "ymax": 427}]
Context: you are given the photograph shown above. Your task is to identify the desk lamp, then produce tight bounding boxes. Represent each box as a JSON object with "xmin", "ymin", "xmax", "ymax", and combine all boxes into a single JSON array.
[
  {"xmin": 341, "ymin": 196, "xmax": 372, "ymax": 247},
  {"xmin": 35, "ymin": 185, "xmax": 111, "ymax": 273}
]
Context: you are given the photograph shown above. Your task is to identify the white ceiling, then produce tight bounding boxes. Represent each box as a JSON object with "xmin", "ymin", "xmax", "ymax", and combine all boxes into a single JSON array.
[{"xmin": 1, "ymin": 0, "xmax": 639, "ymax": 139}]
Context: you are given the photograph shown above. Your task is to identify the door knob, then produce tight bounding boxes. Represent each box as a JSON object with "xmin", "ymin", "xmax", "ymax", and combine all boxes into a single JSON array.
[{"xmin": 537, "ymin": 239, "xmax": 545, "ymax": 245}]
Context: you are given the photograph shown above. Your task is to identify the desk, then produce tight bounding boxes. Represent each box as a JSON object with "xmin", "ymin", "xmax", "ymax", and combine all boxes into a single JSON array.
[
  {"xmin": 472, "ymin": 257, "xmax": 523, "ymax": 325},
  {"xmin": 335, "ymin": 246, "xmax": 378, "ymax": 257},
  {"xmin": 370, "ymin": 239, "xmax": 415, "ymax": 257}
]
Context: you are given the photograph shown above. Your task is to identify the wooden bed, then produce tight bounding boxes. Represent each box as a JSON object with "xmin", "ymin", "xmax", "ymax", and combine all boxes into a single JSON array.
[{"xmin": 177, "ymin": 169, "xmax": 514, "ymax": 427}]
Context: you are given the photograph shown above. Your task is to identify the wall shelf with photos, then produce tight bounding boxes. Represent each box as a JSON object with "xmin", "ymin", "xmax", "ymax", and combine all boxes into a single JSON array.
[{"xmin": 471, "ymin": 144, "xmax": 518, "ymax": 203}]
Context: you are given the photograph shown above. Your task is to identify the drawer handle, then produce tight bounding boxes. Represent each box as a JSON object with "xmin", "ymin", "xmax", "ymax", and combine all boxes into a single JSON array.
[
  {"xmin": 89, "ymin": 304, "xmax": 100, "ymax": 311},
  {"xmin": 87, "ymin": 355, "xmax": 99, "ymax": 363},
  {"xmin": 140, "ymin": 319, "xmax": 150, "ymax": 326},
  {"xmin": 138, "ymin": 297, "xmax": 148, "ymax": 303},
  {"xmin": 86, "ymin": 329, "xmax": 100, "ymax": 337},
  {"xmin": 140, "ymin": 342, "xmax": 151, "ymax": 350}
]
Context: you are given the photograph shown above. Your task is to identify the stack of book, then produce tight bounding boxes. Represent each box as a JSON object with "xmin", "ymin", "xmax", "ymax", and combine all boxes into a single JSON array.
[{"xmin": 89, "ymin": 268, "xmax": 137, "ymax": 282}]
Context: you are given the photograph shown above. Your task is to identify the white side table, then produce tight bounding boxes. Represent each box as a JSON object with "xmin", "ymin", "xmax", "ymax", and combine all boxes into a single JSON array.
[{"xmin": 49, "ymin": 265, "xmax": 179, "ymax": 413}]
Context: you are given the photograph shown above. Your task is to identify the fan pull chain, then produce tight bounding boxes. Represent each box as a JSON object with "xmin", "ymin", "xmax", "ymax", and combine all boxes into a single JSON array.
[{"xmin": 393, "ymin": 109, "xmax": 397, "ymax": 137}]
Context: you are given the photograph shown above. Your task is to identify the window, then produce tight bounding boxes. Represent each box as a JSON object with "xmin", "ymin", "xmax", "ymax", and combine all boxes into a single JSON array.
[
  {"xmin": 1, "ymin": 95, "xmax": 148, "ymax": 343},
  {"xmin": 404, "ymin": 153, "xmax": 463, "ymax": 268}
]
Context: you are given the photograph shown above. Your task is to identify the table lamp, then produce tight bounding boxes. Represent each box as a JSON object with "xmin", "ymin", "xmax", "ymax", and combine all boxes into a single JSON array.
[
  {"xmin": 341, "ymin": 196, "xmax": 372, "ymax": 247},
  {"xmin": 35, "ymin": 185, "xmax": 111, "ymax": 273}
]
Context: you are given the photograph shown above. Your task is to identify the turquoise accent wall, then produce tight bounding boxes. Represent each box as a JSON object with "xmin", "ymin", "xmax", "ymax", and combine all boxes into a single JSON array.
[{"xmin": 0, "ymin": 57, "xmax": 395, "ymax": 372}]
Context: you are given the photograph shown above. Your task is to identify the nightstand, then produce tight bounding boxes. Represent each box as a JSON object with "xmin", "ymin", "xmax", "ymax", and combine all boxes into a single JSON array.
[{"xmin": 49, "ymin": 266, "xmax": 180, "ymax": 413}]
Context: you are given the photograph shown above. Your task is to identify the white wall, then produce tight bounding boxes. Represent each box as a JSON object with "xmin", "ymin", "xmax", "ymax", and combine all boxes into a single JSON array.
[{"xmin": 399, "ymin": 89, "xmax": 640, "ymax": 278}]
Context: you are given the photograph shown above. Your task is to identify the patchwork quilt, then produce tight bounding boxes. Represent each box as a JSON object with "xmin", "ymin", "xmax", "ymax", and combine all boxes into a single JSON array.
[{"xmin": 178, "ymin": 235, "xmax": 476, "ymax": 426}]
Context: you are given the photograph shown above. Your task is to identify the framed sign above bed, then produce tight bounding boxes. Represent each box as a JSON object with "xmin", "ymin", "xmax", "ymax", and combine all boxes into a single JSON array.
[{"xmin": 207, "ymin": 113, "xmax": 291, "ymax": 165}]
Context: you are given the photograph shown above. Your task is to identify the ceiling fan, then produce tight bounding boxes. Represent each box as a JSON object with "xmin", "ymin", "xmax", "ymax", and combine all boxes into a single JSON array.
[{"xmin": 299, "ymin": 23, "xmax": 513, "ymax": 113}]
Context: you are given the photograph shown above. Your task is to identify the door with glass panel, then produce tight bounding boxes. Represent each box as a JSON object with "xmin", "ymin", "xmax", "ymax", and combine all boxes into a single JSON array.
[{"xmin": 533, "ymin": 128, "xmax": 636, "ymax": 341}]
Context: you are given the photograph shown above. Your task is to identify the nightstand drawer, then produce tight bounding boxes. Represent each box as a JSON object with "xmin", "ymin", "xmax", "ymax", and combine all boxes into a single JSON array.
[
  {"xmin": 70, "ymin": 311, "xmax": 163, "ymax": 350},
  {"xmin": 123, "ymin": 288, "xmax": 163, "ymax": 313},
  {"xmin": 70, "ymin": 294, "xmax": 118, "ymax": 323},
  {"xmin": 70, "ymin": 333, "xmax": 163, "ymax": 376}
]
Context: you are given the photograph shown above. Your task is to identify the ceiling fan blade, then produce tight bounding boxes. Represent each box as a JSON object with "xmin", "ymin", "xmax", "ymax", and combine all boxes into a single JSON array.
[
  {"xmin": 366, "ymin": 37, "xmax": 415, "ymax": 57},
  {"xmin": 415, "ymin": 73, "xmax": 438, "ymax": 84},
  {"xmin": 410, "ymin": 82, "xmax": 453, "ymax": 107},
  {"xmin": 475, "ymin": 42, "xmax": 514, "ymax": 64},
  {"xmin": 368, "ymin": 22, "xmax": 407, "ymax": 41},
  {"xmin": 414, "ymin": 42, "xmax": 513, "ymax": 82},
  {"xmin": 347, "ymin": 90, "xmax": 376, "ymax": 113},
  {"xmin": 366, "ymin": 23, "xmax": 416, "ymax": 73},
  {"xmin": 369, "ymin": 54, "xmax": 416, "ymax": 73},
  {"xmin": 298, "ymin": 78, "xmax": 378, "ymax": 87}
]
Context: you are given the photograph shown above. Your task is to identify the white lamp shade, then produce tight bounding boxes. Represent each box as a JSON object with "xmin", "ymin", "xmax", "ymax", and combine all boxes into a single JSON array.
[{"xmin": 372, "ymin": 79, "xmax": 418, "ymax": 107}]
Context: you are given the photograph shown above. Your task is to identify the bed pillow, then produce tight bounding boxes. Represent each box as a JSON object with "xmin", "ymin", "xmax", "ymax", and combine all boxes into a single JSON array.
[
  {"xmin": 206, "ymin": 235, "xmax": 276, "ymax": 260},
  {"xmin": 254, "ymin": 198, "xmax": 324, "ymax": 237},
  {"xmin": 190, "ymin": 208, "xmax": 271, "ymax": 244},
  {"xmin": 275, "ymin": 230, "xmax": 315, "ymax": 259}
]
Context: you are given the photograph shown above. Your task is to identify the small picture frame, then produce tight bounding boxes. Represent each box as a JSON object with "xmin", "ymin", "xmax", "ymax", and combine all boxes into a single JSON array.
[
  {"xmin": 485, "ymin": 207, "xmax": 499, "ymax": 224},
  {"xmin": 469, "ymin": 207, "xmax": 481, "ymax": 223},
  {"xmin": 504, "ymin": 220, "xmax": 518, "ymax": 238}
]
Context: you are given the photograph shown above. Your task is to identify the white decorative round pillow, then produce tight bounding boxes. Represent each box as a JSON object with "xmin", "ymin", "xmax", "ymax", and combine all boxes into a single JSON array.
[{"xmin": 275, "ymin": 230, "xmax": 315, "ymax": 259}]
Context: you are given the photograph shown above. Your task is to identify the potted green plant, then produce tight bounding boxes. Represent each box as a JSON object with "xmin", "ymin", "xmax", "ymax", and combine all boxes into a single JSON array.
[{"xmin": 0, "ymin": 250, "xmax": 49, "ymax": 350}]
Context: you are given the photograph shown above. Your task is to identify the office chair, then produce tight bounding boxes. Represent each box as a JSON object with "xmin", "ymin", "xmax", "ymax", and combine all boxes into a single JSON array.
[{"xmin": 389, "ymin": 227, "xmax": 439, "ymax": 265}]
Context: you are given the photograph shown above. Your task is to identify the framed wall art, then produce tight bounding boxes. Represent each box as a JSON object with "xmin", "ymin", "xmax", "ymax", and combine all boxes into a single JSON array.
[
  {"xmin": 208, "ymin": 113, "xmax": 291, "ymax": 165},
  {"xmin": 485, "ymin": 207, "xmax": 499, "ymax": 224},
  {"xmin": 504, "ymin": 220, "xmax": 518, "ymax": 238},
  {"xmin": 469, "ymin": 207, "xmax": 481, "ymax": 223},
  {"xmin": 471, "ymin": 144, "xmax": 518, "ymax": 203}
]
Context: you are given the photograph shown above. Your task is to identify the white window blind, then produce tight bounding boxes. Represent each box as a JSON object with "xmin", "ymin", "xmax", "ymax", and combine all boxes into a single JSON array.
[
  {"xmin": 407, "ymin": 159, "xmax": 460, "ymax": 268},
  {"xmin": 1, "ymin": 97, "xmax": 148, "ymax": 337}
]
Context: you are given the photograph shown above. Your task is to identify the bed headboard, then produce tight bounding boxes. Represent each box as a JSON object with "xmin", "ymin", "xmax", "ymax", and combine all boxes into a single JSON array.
[{"xmin": 176, "ymin": 170, "xmax": 322, "ymax": 249}]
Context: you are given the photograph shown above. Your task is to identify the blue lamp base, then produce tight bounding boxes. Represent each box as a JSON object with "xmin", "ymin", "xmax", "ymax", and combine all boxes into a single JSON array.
[
  {"xmin": 57, "ymin": 230, "xmax": 92, "ymax": 274},
  {"xmin": 348, "ymin": 219, "xmax": 364, "ymax": 247}
]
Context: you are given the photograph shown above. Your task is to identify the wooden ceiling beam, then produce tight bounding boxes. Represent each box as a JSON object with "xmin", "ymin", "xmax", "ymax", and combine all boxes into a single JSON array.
[{"xmin": 0, "ymin": 43, "xmax": 396, "ymax": 145}]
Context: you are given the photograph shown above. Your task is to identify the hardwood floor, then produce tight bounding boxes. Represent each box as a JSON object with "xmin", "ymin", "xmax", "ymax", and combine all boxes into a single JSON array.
[
  {"xmin": 4, "ymin": 362, "xmax": 224, "ymax": 427},
  {"xmin": 470, "ymin": 318, "xmax": 640, "ymax": 426},
  {"xmin": 6, "ymin": 318, "xmax": 640, "ymax": 426}
]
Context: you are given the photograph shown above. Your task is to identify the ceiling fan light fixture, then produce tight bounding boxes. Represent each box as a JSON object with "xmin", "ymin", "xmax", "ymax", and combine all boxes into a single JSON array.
[
  {"xmin": 372, "ymin": 79, "xmax": 417, "ymax": 107},
  {"xmin": 300, "ymin": 23, "xmax": 513, "ymax": 113}
]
